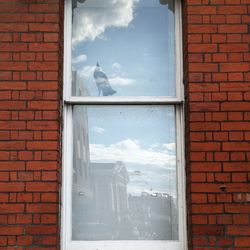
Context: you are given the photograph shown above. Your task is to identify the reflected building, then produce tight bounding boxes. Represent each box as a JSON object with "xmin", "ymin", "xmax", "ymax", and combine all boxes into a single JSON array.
[
  {"xmin": 90, "ymin": 161, "xmax": 129, "ymax": 218},
  {"xmin": 72, "ymin": 71, "xmax": 93, "ymax": 240},
  {"xmin": 71, "ymin": 76, "xmax": 131, "ymax": 239},
  {"xmin": 73, "ymin": 160, "xmax": 131, "ymax": 240},
  {"xmin": 72, "ymin": 71, "xmax": 91, "ymax": 197},
  {"xmin": 72, "ymin": 70, "xmax": 89, "ymax": 96},
  {"xmin": 128, "ymin": 192, "xmax": 178, "ymax": 240}
]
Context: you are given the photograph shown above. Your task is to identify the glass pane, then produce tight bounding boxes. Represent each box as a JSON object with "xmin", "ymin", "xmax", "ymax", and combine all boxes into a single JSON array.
[
  {"xmin": 72, "ymin": 105, "xmax": 178, "ymax": 241},
  {"xmin": 71, "ymin": 0, "xmax": 176, "ymax": 97}
]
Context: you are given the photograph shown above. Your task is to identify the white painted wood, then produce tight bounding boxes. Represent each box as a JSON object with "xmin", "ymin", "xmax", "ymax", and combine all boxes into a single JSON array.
[
  {"xmin": 176, "ymin": 105, "xmax": 187, "ymax": 250},
  {"xmin": 68, "ymin": 240, "xmax": 184, "ymax": 250},
  {"xmin": 63, "ymin": 0, "xmax": 72, "ymax": 100},
  {"xmin": 61, "ymin": 105, "xmax": 73, "ymax": 249},
  {"xmin": 65, "ymin": 96, "xmax": 183, "ymax": 105},
  {"xmin": 175, "ymin": 0, "xmax": 184, "ymax": 101}
]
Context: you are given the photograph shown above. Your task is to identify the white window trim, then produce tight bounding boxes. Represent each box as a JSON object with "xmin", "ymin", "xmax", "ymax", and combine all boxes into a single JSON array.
[{"xmin": 61, "ymin": 0, "xmax": 187, "ymax": 249}]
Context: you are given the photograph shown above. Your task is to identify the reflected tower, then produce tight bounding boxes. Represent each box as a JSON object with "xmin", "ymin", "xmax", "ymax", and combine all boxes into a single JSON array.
[{"xmin": 93, "ymin": 62, "xmax": 117, "ymax": 96}]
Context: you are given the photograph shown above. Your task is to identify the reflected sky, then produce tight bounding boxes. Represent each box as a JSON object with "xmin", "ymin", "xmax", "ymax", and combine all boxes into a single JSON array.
[
  {"xmin": 84, "ymin": 106, "xmax": 177, "ymax": 197},
  {"xmin": 72, "ymin": 0, "xmax": 176, "ymax": 96}
]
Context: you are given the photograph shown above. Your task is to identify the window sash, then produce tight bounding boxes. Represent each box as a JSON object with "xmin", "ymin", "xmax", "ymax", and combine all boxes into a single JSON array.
[
  {"xmin": 63, "ymin": 0, "xmax": 184, "ymax": 103},
  {"xmin": 62, "ymin": 0, "xmax": 186, "ymax": 249},
  {"xmin": 65, "ymin": 96, "xmax": 183, "ymax": 105},
  {"xmin": 62, "ymin": 105, "xmax": 186, "ymax": 250}
]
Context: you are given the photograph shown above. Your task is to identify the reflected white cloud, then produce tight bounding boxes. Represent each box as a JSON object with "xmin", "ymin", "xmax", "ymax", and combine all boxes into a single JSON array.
[
  {"xmin": 92, "ymin": 126, "xmax": 106, "ymax": 134},
  {"xmin": 128, "ymin": 166, "xmax": 177, "ymax": 196},
  {"xmin": 163, "ymin": 142, "xmax": 176, "ymax": 152},
  {"xmin": 72, "ymin": 54, "xmax": 87, "ymax": 64},
  {"xmin": 112, "ymin": 62, "xmax": 122, "ymax": 69},
  {"xmin": 72, "ymin": 0, "xmax": 139, "ymax": 44},
  {"xmin": 109, "ymin": 76, "xmax": 136, "ymax": 86},
  {"xmin": 79, "ymin": 65, "xmax": 136, "ymax": 87},
  {"xmin": 79, "ymin": 65, "xmax": 96, "ymax": 78},
  {"xmin": 90, "ymin": 139, "xmax": 176, "ymax": 166}
]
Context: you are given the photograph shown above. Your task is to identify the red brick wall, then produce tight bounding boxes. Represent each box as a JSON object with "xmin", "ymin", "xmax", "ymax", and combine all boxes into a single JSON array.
[
  {"xmin": 0, "ymin": 0, "xmax": 63, "ymax": 249},
  {"xmin": 184, "ymin": 0, "xmax": 250, "ymax": 249},
  {"xmin": 0, "ymin": 0, "xmax": 249, "ymax": 249}
]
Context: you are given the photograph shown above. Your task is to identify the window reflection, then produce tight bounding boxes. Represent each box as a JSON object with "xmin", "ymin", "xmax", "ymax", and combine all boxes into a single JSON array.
[
  {"xmin": 71, "ymin": 0, "xmax": 176, "ymax": 97},
  {"xmin": 72, "ymin": 106, "xmax": 178, "ymax": 241}
]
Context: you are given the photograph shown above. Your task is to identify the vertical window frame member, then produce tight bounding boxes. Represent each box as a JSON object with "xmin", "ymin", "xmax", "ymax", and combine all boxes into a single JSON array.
[{"xmin": 62, "ymin": 0, "xmax": 186, "ymax": 249}]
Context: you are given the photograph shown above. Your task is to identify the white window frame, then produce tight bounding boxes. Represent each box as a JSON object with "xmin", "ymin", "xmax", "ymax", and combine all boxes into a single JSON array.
[{"xmin": 62, "ymin": 0, "xmax": 187, "ymax": 249}]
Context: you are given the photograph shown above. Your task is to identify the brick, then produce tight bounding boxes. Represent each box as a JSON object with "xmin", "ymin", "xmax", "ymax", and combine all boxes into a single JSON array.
[
  {"xmin": 211, "ymin": 15, "xmax": 226, "ymax": 24},
  {"xmin": 26, "ymin": 161, "xmax": 57, "ymax": 170},
  {"xmin": 26, "ymin": 182, "xmax": 57, "ymax": 192},
  {"xmin": 217, "ymin": 6, "xmax": 247, "ymax": 14},
  {"xmin": 190, "ymin": 122, "xmax": 220, "ymax": 131},
  {"xmin": 223, "ymin": 142, "xmax": 250, "ymax": 151},
  {"xmin": 21, "ymin": 72, "xmax": 36, "ymax": 80},
  {"xmin": 188, "ymin": 24, "xmax": 217, "ymax": 33},
  {"xmin": 189, "ymin": 63, "xmax": 218, "ymax": 72},
  {"xmin": 188, "ymin": 6, "xmax": 217, "ymax": 14},
  {"xmin": 0, "ymin": 161, "xmax": 25, "ymax": 171},
  {"xmin": 217, "ymin": 237, "xmax": 233, "ymax": 247},
  {"xmin": 44, "ymin": 33, "xmax": 59, "ymax": 42},
  {"xmin": 235, "ymin": 237, "xmax": 250, "ymax": 247},
  {"xmin": 17, "ymin": 193, "xmax": 32, "ymax": 203},
  {"xmin": 224, "ymin": 162, "xmax": 250, "ymax": 172},
  {"xmin": 191, "ymin": 162, "xmax": 222, "ymax": 172},
  {"xmin": 0, "ymin": 121, "xmax": 26, "ymax": 130},
  {"xmin": 41, "ymin": 193, "xmax": 58, "ymax": 203},
  {"xmin": 0, "ymin": 62, "xmax": 27, "ymax": 71},
  {"xmin": 28, "ymin": 62, "xmax": 58, "ymax": 71},
  {"xmin": 29, "ymin": 23, "xmax": 59, "ymax": 32},
  {"xmin": 221, "ymin": 102, "xmax": 250, "ymax": 111},
  {"xmin": 29, "ymin": 4, "xmax": 59, "ymax": 13},
  {"xmin": 190, "ymin": 102, "xmax": 220, "ymax": 111},
  {"xmin": 192, "ymin": 225, "xmax": 224, "ymax": 235},
  {"xmin": 191, "ymin": 183, "xmax": 222, "ymax": 193},
  {"xmin": 0, "ymin": 204, "xmax": 24, "ymax": 213},
  {"xmin": 222, "ymin": 122, "xmax": 250, "ymax": 131},
  {"xmin": 26, "ymin": 203, "xmax": 58, "ymax": 213},
  {"xmin": 217, "ymin": 215, "xmax": 233, "ymax": 224},
  {"xmin": 191, "ymin": 137, "xmax": 219, "ymax": 148},
  {"xmin": 0, "ymin": 141, "xmax": 25, "ymax": 150},
  {"xmin": 189, "ymin": 44, "xmax": 217, "ymax": 53},
  {"xmin": 27, "ymin": 121, "xmax": 58, "ymax": 130},
  {"xmin": 0, "ymin": 43, "xmax": 27, "ymax": 52},
  {"xmin": 17, "ymin": 236, "xmax": 33, "ymax": 246},
  {"xmin": 26, "ymin": 225, "xmax": 57, "ymax": 235},
  {"xmin": 225, "ymin": 204, "xmax": 250, "ymax": 213},
  {"xmin": 227, "ymin": 226, "xmax": 250, "ymax": 236},
  {"xmin": 0, "ymin": 23, "xmax": 28, "ymax": 32},
  {"xmin": 29, "ymin": 43, "xmax": 58, "ymax": 52},
  {"xmin": 219, "ymin": 44, "xmax": 249, "ymax": 53},
  {"xmin": 220, "ymin": 63, "xmax": 249, "ymax": 72},
  {"xmin": 20, "ymin": 52, "xmax": 35, "ymax": 61},
  {"xmin": 0, "ymin": 71, "xmax": 12, "ymax": 80},
  {"xmin": 27, "ymin": 81, "xmax": 58, "ymax": 91},
  {"xmin": 27, "ymin": 101, "xmax": 58, "ymax": 110},
  {"xmin": 218, "ymin": 24, "xmax": 248, "ymax": 33},
  {"xmin": 0, "ymin": 226, "xmax": 24, "ymax": 235}
]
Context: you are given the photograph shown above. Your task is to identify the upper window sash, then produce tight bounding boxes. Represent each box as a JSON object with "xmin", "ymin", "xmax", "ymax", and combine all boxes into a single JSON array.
[{"xmin": 63, "ymin": 0, "xmax": 183, "ymax": 104}]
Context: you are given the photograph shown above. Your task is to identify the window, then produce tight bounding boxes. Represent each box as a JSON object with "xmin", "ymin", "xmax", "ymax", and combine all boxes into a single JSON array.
[{"xmin": 62, "ymin": 0, "xmax": 186, "ymax": 250}]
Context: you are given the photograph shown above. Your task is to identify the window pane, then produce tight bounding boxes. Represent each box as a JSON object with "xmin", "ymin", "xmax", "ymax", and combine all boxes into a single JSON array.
[
  {"xmin": 71, "ymin": 0, "xmax": 176, "ymax": 97},
  {"xmin": 72, "ymin": 105, "xmax": 178, "ymax": 241}
]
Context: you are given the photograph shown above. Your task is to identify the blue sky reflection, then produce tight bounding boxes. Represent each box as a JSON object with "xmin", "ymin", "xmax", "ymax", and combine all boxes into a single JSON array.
[{"xmin": 72, "ymin": 0, "xmax": 176, "ymax": 96}]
